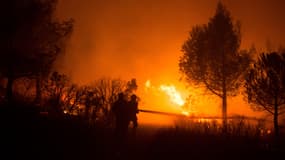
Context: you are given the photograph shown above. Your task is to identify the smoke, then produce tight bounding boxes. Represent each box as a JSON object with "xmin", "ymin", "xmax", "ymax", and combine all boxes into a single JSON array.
[
  {"xmin": 56, "ymin": 0, "xmax": 285, "ymax": 83},
  {"xmin": 54, "ymin": 0, "xmax": 285, "ymax": 119},
  {"xmin": 55, "ymin": 0, "xmax": 220, "ymax": 84}
]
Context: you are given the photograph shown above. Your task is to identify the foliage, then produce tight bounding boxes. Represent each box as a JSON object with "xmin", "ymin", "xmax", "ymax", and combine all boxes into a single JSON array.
[
  {"xmin": 245, "ymin": 52, "xmax": 285, "ymax": 113},
  {"xmin": 180, "ymin": 2, "xmax": 251, "ymax": 97},
  {"xmin": 245, "ymin": 51, "xmax": 285, "ymax": 137},
  {"xmin": 41, "ymin": 71, "xmax": 70, "ymax": 115},
  {"xmin": 90, "ymin": 78, "xmax": 126, "ymax": 126},
  {"xmin": 34, "ymin": 74, "xmax": 136, "ymax": 126},
  {"xmin": 0, "ymin": 0, "xmax": 73, "ymax": 103},
  {"xmin": 179, "ymin": 2, "xmax": 252, "ymax": 129}
]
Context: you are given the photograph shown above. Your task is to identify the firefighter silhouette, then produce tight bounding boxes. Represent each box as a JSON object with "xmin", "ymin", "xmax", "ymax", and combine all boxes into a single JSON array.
[
  {"xmin": 128, "ymin": 94, "xmax": 139, "ymax": 129},
  {"xmin": 112, "ymin": 92, "xmax": 129, "ymax": 145}
]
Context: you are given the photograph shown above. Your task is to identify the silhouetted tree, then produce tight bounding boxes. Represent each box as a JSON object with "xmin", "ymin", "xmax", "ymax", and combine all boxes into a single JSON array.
[
  {"xmin": 67, "ymin": 85, "xmax": 86, "ymax": 116},
  {"xmin": 245, "ymin": 52, "xmax": 285, "ymax": 138},
  {"xmin": 0, "ymin": 0, "xmax": 73, "ymax": 104},
  {"xmin": 42, "ymin": 71, "xmax": 70, "ymax": 115},
  {"xmin": 179, "ymin": 2, "xmax": 252, "ymax": 131},
  {"xmin": 76, "ymin": 85, "xmax": 97, "ymax": 122},
  {"xmin": 84, "ymin": 89, "xmax": 94, "ymax": 122},
  {"xmin": 92, "ymin": 78, "xmax": 126, "ymax": 126},
  {"xmin": 61, "ymin": 83, "xmax": 78, "ymax": 113},
  {"xmin": 11, "ymin": 77, "xmax": 35, "ymax": 103}
]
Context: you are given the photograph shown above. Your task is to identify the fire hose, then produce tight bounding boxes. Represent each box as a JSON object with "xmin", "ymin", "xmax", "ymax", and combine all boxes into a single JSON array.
[{"xmin": 138, "ymin": 109, "xmax": 265, "ymax": 121}]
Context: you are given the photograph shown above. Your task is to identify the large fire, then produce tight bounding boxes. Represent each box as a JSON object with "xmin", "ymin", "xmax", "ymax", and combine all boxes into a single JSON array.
[
  {"xmin": 144, "ymin": 80, "xmax": 191, "ymax": 116},
  {"xmin": 159, "ymin": 85, "xmax": 185, "ymax": 106}
]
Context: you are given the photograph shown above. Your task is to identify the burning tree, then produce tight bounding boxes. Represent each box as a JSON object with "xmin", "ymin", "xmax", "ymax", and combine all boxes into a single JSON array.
[
  {"xmin": 179, "ymin": 2, "xmax": 252, "ymax": 131},
  {"xmin": 42, "ymin": 71, "xmax": 70, "ymax": 115},
  {"xmin": 245, "ymin": 52, "xmax": 285, "ymax": 138}
]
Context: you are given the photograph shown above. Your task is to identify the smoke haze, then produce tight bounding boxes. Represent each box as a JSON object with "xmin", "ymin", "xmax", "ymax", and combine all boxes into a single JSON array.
[{"xmin": 55, "ymin": 0, "xmax": 285, "ymax": 120}]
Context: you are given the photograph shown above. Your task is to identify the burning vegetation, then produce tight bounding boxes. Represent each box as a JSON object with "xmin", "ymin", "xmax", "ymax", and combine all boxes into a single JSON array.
[{"xmin": 1, "ymin": 1, "xmax": 285, "ymax": 159}]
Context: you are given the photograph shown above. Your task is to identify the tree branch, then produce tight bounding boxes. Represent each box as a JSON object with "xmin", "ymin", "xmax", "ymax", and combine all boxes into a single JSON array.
[{"xmin": 203, "ymin": 80, "xmax": 222, "ymax": 98}]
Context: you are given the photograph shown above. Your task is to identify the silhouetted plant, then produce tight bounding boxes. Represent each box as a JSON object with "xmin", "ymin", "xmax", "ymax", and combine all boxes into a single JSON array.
[
  {"xmin": 0, "ymin": 0, "xmax": 73, "ymax": 104},
  {"xmin": 91, "ymin": 78, "xmax": 126, "ymax": 127},
  {"xmin": 174, "ymin": 116, "xmax": 269, "ymax": 139},
  {"xmin": 11, "ymin": 77, "xmax": 35, "ymax": 103},
  {"xmin": 68, "ymin": 85, "xmax": 87, "ymax": 116},
  {"xmin": 179, "ymin": 2, "xmax": 252, "ymax": 131},
  {"xmin": 61, "ymin": 83, "xmax": 78, "ymax": 113},
  {"xmin": 245, "ymin": 51, "xmax": 285, "ymax": 138},
  {"xmin": 42, "ymin": 71, "xmax": 70, "ymax": 115}
]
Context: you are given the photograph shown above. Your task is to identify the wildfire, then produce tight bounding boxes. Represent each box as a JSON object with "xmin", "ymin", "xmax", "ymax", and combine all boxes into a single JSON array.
[
  {"xmin": 145, "ymin": 80, "xmax": 151, "ymax": 88},
  {"xmin": 144, "ymin": 79, "xmax": 190, "ymax": 116},
  {"xmin": 159, "ymin": 85, "xmax": 185, "ymax": 106},
  {"xmin": 181, "ymin": 111, "xmax": 190, "ymax": 116}
]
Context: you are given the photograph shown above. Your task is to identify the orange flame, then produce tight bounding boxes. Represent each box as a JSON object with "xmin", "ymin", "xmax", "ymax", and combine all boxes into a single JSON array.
[
  {"xmin": 159, "ymin": 85, "xmax": 185, "ymax": 106},
  {"xmin": 145, "ymin": 79, "xmax": 151, "ymax": 88},
  {"xmin": 144, "ymin": 80, "xmax": 190, "ymax": 116}
]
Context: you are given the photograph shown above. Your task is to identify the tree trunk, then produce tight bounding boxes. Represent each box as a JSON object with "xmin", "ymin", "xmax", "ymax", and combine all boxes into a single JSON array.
[
  {"xmin": 221, "ymin": 48, "xmax": 227, "ymax": 133},
  {"xmin": 273, "ymin": 97, "xmax": 279, "ymax": 139},
  {"xmin": 222, "ymin": 80, "xmax": 227, "ymax": 133},
  {"xmin": 6, "ymin": 73, "xmax": 14, "ymax": 105},
  {"xmin": 34, "ymin": 74, "xmax": 42, "ymax": 106}
]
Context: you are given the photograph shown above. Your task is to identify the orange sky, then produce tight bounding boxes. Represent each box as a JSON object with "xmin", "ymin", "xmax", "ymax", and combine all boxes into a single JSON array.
[{"xmin": 55, "ymin": 0, "xmax": 285, "ymax": 123}]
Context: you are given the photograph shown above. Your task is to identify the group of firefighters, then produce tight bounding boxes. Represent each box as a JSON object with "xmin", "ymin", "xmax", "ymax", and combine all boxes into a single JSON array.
[{"xmin": 112, "ymin": 92, "xmax": 139, "ymax": 143}]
